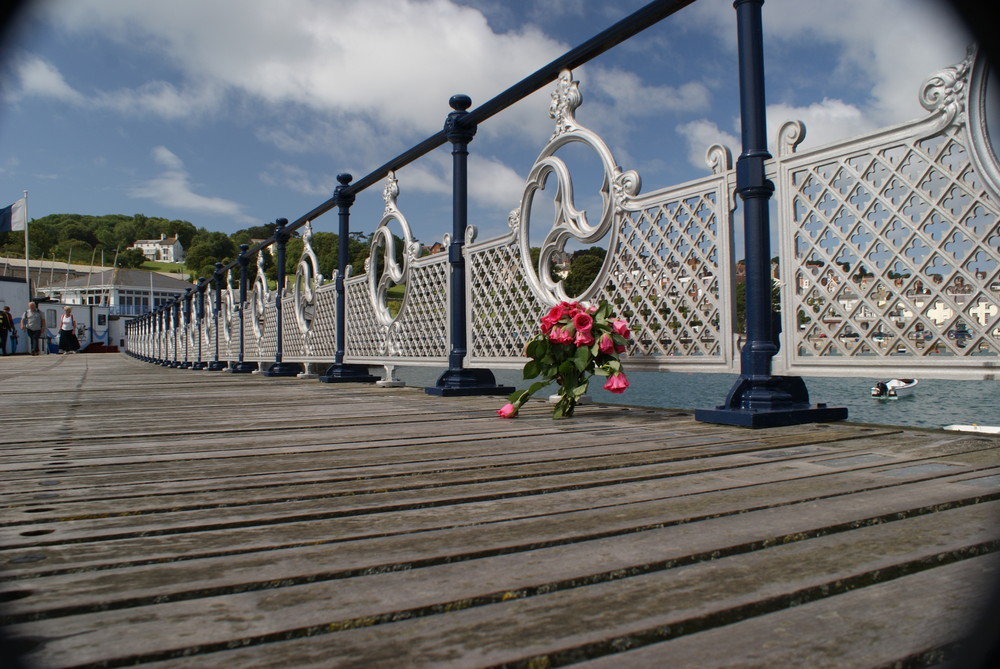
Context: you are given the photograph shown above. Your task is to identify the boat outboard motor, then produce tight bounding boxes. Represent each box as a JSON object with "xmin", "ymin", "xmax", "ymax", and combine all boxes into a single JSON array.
[{"xmin": 872, "ymin": 381, "xmax": 888, "ymax": 398}]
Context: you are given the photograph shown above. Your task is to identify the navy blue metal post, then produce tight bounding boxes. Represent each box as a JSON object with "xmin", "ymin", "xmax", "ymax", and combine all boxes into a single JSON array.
[
  {"xmin": 228, "ymin": 244, "xmax": 258, "ymax": 373},
  {"xmin": 192, "ymin": 278, "xmax": 208, "ymax": 370},
  {"xmin": 179, "ymin": 288, "xmax": 193, "ymax": 369},
  {"xmin": 426, "ymin": 95, "xmax": 513, "ymax": 397},
  {"xmin": 263, "ymin": 219, "xmax": 303, "ymax": 377},
  {"xmin": 695, "ymin": 0, "xmax": 846, "ymax": 428},
  {"xmin": 207, "ymin": 262, "xmax": 227, "ymax": 371},
  {"xmin": 319, "ymin": 174, "xmax": 377, "ymax": 384}
]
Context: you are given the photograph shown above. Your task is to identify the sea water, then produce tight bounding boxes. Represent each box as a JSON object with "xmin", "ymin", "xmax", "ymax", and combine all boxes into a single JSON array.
[{"xmin": 396, "ymin": 366, "xmax": 999, "ymax": 430}]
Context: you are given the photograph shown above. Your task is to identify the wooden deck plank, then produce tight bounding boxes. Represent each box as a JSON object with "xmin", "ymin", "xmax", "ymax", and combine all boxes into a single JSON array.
[
  {"xmin": 3, "ymin": 447, "xmax": 995, "ymax": 552},
  {"xmin": 1, "ymin": 475, "xmax": 995, "ymax": 603},
  {"xmin": 17, "ymin": 500, "xmax": 992, "ymax": 668},
  {"xmin": 3, "ymin": 484, "xmax": 997, "ymax": 623},
  {"xmin": 572, "ymin": 553, "xmax": 1000, "ymax": 669},
  {"xmin": 1, "ymin": 354, "xmax": 998, "ymax": 668}
]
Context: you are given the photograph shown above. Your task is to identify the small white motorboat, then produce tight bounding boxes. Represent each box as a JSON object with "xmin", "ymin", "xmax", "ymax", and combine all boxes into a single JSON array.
[
  {"xmin": 943, "ymin": 424, "xmax": 1000, "ymax": 435},
  {"xmin": 871, "ymin": 378, "xmax": 917, "ymax": 399}
]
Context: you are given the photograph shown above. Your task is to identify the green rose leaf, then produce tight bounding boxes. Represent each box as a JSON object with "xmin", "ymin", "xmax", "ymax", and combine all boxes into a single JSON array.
[{"xmin": 523, "ymin": 359, "xmax": 543, "ymax": 379}]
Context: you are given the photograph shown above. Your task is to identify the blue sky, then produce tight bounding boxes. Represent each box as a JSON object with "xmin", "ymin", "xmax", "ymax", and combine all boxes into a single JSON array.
[{"xmin": 0, "ymin": 0, "xmax": 973, "ymax": 247}]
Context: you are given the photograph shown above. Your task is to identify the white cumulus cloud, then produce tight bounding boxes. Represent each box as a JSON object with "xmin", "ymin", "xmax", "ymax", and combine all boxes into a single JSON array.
[{"xmin": 130, "ymin": 146, "xmax": 258, "ymax": 223}]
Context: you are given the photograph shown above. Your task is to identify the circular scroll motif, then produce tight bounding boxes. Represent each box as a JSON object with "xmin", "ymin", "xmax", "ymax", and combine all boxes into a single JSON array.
[
  {"xmin": 221, "ymin": 270, "xmax": 236, "ymax": 342},
  {"xmin": 368, "ymin": 173, "xmax": 419, "ymax": 327},
  {"xmin": 966, "ymin": 48, "xmax": 1000, "ymax": 207},
  {"xmin": 203, "ymin": 291, "xmax": 214, "ymax": 342},
  {"xmin": 250, "ymin": 258, "xmax": 269, "ymax": 342},
  {"xmin": 222, "ymin": 278, "xmax": 234, "ymax": 343},
  {"xmin": 514, "ymin": 70, "xmax": 638, "ymax": 305},
  {"xmin": 293, "ymin": 222, "xmax": 323, "ymax": 334}
]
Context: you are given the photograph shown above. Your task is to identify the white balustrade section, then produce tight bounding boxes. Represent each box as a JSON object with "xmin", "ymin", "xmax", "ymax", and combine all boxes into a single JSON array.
[{"xmin": 132, "ymin": 51, "xmax": 999, "ymax": 382}]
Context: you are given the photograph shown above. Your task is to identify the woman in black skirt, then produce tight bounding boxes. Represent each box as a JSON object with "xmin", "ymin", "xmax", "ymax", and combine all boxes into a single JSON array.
[{"xmin": 58, "ymin": 306, "xmax": 81, "ymax": 354}]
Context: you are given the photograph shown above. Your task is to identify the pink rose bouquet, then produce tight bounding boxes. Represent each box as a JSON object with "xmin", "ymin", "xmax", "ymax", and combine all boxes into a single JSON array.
[{"xmin": 498, "ymin": 300, "xmax": 630, "ymax": 419}]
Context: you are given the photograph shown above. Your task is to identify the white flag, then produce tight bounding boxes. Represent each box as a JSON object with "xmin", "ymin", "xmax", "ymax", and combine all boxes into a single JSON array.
[{"xmin": 0, "ymin": 198, "xmax": 26, "ymax": 232}]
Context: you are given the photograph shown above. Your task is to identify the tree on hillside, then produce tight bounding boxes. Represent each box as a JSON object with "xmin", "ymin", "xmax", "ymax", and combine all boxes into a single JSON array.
[
  {"xmin": 231, "ymin": 223, "xmax": 278, "ymax": 248},
  {"xmin": 562, "ymin": 247, "xmax": 607, "ymax": 297},
  {"xmin": 3, "ymin": 213, "xmax": 203, "ymax": 264},
  {"xmin": 186, "ymin": 232, "xmax": 238, "ymax": 281},
  {"xmin": 116, "ymin": 248, "xmax": 148, "ymax": 269},
  {"xmin": 563, "ymin": 253, "xmax": 605, "ymax": 297},
  {"xmin": 163, "ymin": 220, "xmax": 199, "ymax": 249},
  {"xmin": 53, "ymin": 239, "xmax": 94, "ymax": 263}
]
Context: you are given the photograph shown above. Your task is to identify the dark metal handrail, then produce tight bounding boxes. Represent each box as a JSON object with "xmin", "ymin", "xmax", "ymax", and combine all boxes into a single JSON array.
[{"xmin": 217, "ymin": 0, "xmax": 696, "ymax": 272}]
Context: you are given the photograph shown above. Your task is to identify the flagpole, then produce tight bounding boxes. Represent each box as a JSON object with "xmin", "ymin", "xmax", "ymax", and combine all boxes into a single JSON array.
[{"xmin": 22, "ymin": 190, "xmax": 29, "ymax": 297}]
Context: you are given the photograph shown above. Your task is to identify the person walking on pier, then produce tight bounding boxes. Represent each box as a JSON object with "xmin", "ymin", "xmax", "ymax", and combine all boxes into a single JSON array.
[
  {"xmin": 58, "ymin": 306, "xmax": 80, "ymax": 354},
  {"xmin": 20, "ymin": 302, "xmax": 45, "ymax": 356},
  {"xmin": 0, "ymin": 306, "xmax": 13, "ymax": 355}
]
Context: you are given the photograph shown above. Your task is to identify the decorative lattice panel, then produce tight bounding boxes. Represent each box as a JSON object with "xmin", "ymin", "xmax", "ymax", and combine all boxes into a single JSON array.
[
  {"xmin": 468, "ymin": 235, "xmax": 545, "ymax": 360},
  {"xmin": 344, "ymin": 175, "xmax": 449, "ymax": 364},
  {"xmin": 601, "ymin": 182, "xmax": 734, "ymax": 368},
  {"xmin": 306, "ymin": 284, "xmax": 339, "ymax": 359},
  {"xmin": 776, "ymin": 49, "xmax": 1000, "ymax": 376},
  {"xmin": 245, "ymin": 287, "xmax": 277, "ymax": 361},
  {"xmin": 345, "ymin": 275, "xmax": 386, "ymax": 358},
  {"xmin": 345, "ymin": 258, "xmax": 449, "ymax": 362}
]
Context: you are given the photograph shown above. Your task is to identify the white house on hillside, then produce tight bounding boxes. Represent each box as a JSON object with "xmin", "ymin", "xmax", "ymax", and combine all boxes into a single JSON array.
[{"xmin": 131, "ymin": 233, "xmax": 185, "ymax": 263}]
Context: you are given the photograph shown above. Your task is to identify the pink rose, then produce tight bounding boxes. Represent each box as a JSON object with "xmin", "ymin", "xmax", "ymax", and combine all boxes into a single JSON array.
[
  {"xmin": 599, "ymin": 333, "xmax": 615, "ymax": 354},
  {"xmin": 603, "ymin": 372, "xmax": 629, "ymax": 394},
  {"xmin": 575, "ymin": 330, "xmax": 594, "ymax": 347},
  {"xmin": 549, "ymin": 326, "xmax": 573, "ymax": 344},
  {"xmin": 541, "ymin": 306, "xmax": 563, "ymax": 333},
  {"xmin": 572, "ymin": 312, "xmax": 594, "ymax": 333},
  {"xmin": 612, "ymin": 319, "xmax": 631, "ymax": 339},
  {"xmin": 497, "ymin": 403, "xmax": 518, "ymax": 418}
]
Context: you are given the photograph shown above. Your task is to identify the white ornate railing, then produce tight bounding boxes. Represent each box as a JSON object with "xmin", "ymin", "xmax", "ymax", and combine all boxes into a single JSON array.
[{"xmin": 129, "ymin": 47, "xmax": 1000, "ymax": 383}]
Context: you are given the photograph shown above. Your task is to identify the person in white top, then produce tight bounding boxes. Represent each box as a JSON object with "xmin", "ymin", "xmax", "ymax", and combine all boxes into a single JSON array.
[{"xmin": 58, "ymin": 306, "xmax": 81, "ymax": 354}]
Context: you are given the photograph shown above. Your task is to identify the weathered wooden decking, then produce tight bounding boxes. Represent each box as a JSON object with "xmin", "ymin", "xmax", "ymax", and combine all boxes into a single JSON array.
[{"xmin": 1, "ymin": 354, "xmax": 998, "ymax": 668}]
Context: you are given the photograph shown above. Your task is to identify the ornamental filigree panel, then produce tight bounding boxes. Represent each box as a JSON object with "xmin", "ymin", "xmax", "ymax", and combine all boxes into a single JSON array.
[
  {"xmin": 776, "ymin": 47, "xmax": 1000, "ymax": 376},
  {"xmin": 468, "ymin": 69, "xmax": 737, "ymax": 372},
  {"xmin": 343, "ymin": 174, "xmax": 449, "ymax": 364},
  {"xmin": 244, "ymin": 286, "xmax": 277, "ymax": 361}
]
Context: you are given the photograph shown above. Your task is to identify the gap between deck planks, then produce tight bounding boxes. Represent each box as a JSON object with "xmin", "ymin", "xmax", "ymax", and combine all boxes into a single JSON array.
[{"xmin": 0, "ymin": 353, "xmax": 998, "ymax": 668}]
